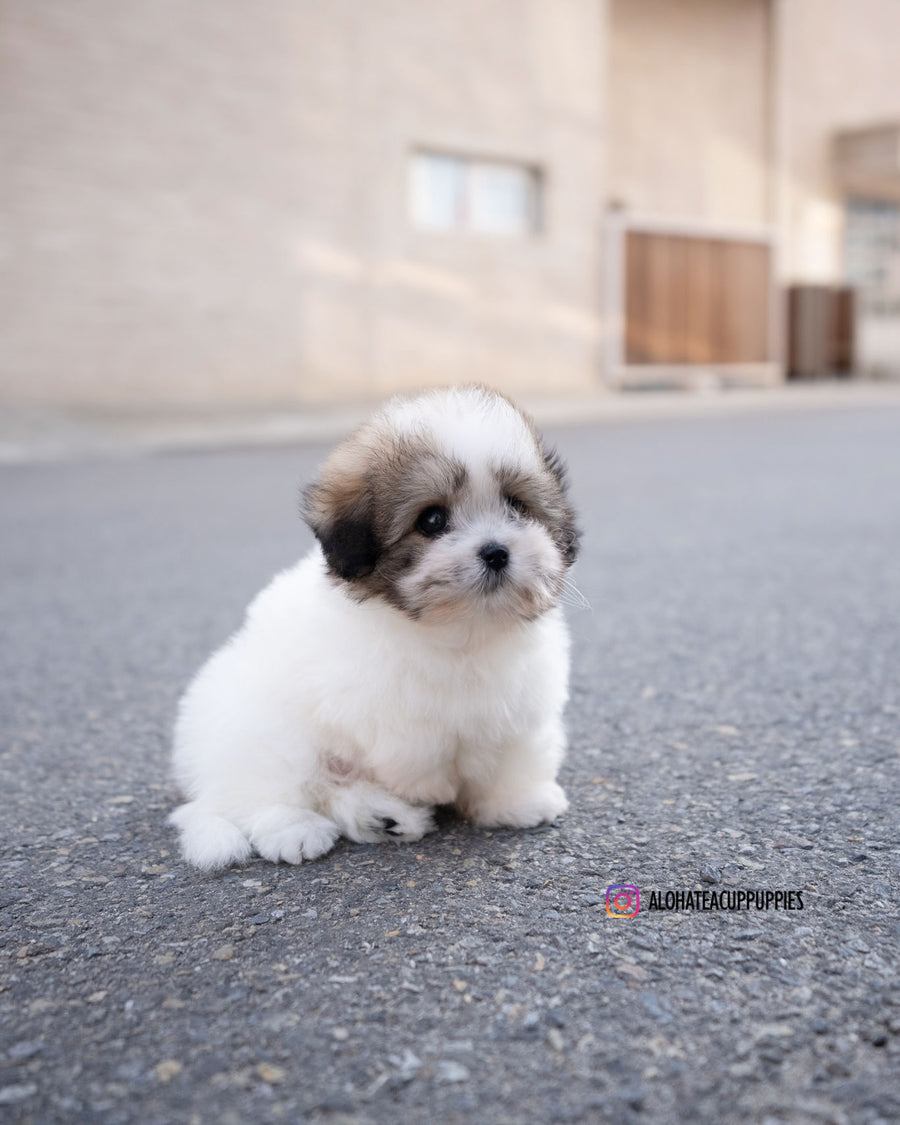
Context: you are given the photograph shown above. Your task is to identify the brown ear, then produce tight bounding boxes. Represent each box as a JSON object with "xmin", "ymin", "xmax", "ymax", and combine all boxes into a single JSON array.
[
  {"xmin": 541, "ymin": 441, "xmax": 581, "ymax": 566},
  {"xmin": 301, "ymin": 444, "xmax": 381, "ymax": 581}
]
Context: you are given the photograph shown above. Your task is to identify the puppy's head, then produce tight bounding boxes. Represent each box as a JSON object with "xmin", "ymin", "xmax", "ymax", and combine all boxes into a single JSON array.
[{"xmin": 302, "ymin": 386, "xmax": 579, "ymax": 624}]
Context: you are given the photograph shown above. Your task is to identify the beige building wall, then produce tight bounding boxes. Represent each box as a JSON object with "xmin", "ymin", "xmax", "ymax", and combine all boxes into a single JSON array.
[
  {"xmin": 781, "ymin": 0, "xmax": 900, "ymax": 284},
  {"xmin": 606, "ymin": 0, "xmax": 772, "ymax": 227},
  {"xmin": 0, "ymin": 0, "xmax": 606, "ymax": 410}
]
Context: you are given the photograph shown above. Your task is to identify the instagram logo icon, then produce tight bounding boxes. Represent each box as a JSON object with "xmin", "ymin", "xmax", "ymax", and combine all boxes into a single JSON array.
[{"xmin": 606, "ymin": 885, "xmax": 640, "ymax": 918}]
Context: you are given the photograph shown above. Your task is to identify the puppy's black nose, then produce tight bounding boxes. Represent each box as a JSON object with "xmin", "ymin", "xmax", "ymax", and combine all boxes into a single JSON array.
[{"xmin": 479, "ymin": 542, "xmax": 509, "ymax": 572}]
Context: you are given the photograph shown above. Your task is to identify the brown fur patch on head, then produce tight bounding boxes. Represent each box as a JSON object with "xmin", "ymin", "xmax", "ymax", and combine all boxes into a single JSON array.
[
  {"xmin": 302, "ymin": 434, "xmax": 378, "ymax": 581},
  {"xmin": 301, "ymin": 417, "xmax": 468, "ymax": 606},
  {"xmin": 493, "ymin": 452, "xmax": 580, "ymax": 566}
]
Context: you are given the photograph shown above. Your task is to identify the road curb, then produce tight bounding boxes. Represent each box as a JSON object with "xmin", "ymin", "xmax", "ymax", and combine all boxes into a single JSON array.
[{"xmin": 2, "ymin": 381, "xmax": 899, "ymax": 464}]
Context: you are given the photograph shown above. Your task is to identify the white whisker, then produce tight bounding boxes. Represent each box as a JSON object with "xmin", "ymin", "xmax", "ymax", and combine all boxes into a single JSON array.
[{"xmin": 558, "ymin": 575, "xmax": 592, "ymax": 610}]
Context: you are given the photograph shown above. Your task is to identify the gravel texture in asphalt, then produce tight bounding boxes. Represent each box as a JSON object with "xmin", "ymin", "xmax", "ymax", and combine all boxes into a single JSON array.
[{"xmin": 1, "ymin": 403, "xmax": 899, "ymax": 1123}]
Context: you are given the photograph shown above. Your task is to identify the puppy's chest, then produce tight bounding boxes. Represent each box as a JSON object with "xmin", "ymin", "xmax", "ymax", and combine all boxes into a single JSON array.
[
  {"xmin": 384, "ymin": 647, "xmax": 536, "ymax": 739},
  {"xmin": 361, "ymin": 653, "xmax": 533, "ymax": 798}
]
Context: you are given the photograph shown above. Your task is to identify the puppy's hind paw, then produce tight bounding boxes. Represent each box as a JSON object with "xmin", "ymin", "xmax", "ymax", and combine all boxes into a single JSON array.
[
  {"xmin": 329, "ymin": 783, "xmax": 434, "ymax": 844},
  {"xmin": 248, "ymin": 805, "xmax": 340, "ymax": 865},
  {"xmin": 169, "ymin": 802, "xmax": 252, "ymax": 871},
  {"xmin": 366, "ymin": 800, "xmax": 435, "ymax": 843},
  {"xmin": 373, "ymin": 805, "xmax": 434, "ymax": 841}
]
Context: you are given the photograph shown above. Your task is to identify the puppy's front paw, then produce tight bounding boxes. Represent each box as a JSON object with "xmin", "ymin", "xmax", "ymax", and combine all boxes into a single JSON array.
[
  {"xmin": 248, "ymin": 805, "xmax": 340, "ymax": 864},
  {"xmin": 170, "ymin": 802, "xmax": 253, "ymax": 870},
  {"xmin": 468, "ymin": 782, "xmax": 568, "ymax": 829}
]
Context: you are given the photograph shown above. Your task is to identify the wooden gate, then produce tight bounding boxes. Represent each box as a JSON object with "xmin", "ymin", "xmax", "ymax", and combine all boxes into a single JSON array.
[
  {"xmin": 787, "ymin": 286, "xmax": 856, "ymax": 377},
  {"xmin": 604, "ymin": 216, "xmax": 778, "ymax": 384},
  {"xmin": 624, "ymin": 231, "xmax": 771, "ymax": 365}
]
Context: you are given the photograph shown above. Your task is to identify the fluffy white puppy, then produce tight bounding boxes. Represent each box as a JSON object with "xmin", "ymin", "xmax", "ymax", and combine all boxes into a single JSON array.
[{"xmin": 170, "ymin": 385, "xmax": 580, "ymax": 869}]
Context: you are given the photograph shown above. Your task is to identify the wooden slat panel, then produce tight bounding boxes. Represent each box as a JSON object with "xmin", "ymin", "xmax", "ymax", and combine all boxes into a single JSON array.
[
  {"xmin": 684, "ymin": 237, "xmax": 715, "ymax": 364},
  {"xmin": 788, "ymin": 286, "xmax": 827, "ymax": 376},
  {"xmin": 832, "ymin": 287, "xmax": 855, "ymax": 371},
  {"xmin": 624, "ymin": 231, "xmax": 649, "ymax": 363},
  {"xmin": 625, "ymin": 231, "xmax": 770, "ymax": 365},
  {"xmin": 787, "ymin": 285, "xmax": 856, "ymax": 376},
  {"xmin": 646, "ymin": 233, "xmax": 672, "ymax": 362},
  {"xmin": 668, "ymin": 235, "xmax": 690, "ymax": 363},
  {"xmin": 717, "ymin": 240, "xmax": 743, "ymax": 363},
  {"xmin": 731, "ymin": 241, "xmax": 770, "ymax": 362}
]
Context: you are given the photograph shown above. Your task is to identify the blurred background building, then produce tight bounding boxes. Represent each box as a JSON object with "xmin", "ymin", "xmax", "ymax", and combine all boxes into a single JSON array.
[{"xmin": 2, "ymin": 0, "xmax": 900, "ymax": 413}]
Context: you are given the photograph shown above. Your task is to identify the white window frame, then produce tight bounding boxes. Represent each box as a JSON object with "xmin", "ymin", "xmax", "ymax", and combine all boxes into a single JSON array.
[{"xmin": 408, "ymin": 149, "xmax": 541, "ymax": 237}]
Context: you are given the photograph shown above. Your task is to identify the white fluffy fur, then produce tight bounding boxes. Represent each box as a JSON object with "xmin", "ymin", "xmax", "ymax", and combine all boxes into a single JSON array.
[{"xmin": 170, "ymin": 387, "xmax": 574, "ymax": 869}]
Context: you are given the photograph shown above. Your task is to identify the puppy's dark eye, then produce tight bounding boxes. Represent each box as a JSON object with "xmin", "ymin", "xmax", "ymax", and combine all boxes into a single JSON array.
[
  {"xmin": 415, "ymin": 505, "xmax": 449, "ymax": 537},
  {"xmin": 505, "ymin": 495, "xmax": 528, "ymax": 517}
]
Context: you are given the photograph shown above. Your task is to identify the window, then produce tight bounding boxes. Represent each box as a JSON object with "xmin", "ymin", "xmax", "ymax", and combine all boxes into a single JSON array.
[
  {"xmin": 845, "ymin": 197, "xmax": 900, "ymax": 294},
  {"xmin": 409, "ymin": 151, "xmax": 540, "ymax": 236}
]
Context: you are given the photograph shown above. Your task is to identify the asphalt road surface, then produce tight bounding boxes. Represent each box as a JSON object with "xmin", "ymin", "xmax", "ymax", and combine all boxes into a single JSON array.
[{"xmin": 2, "ymin": 401, "xmax": 899, "ymax": 1124}]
